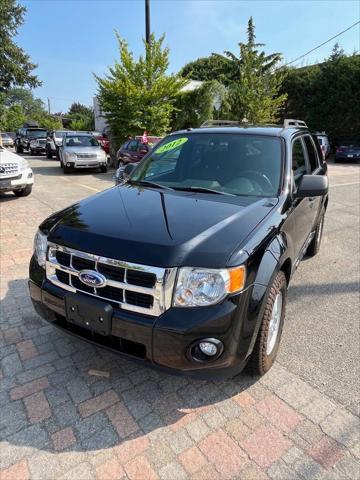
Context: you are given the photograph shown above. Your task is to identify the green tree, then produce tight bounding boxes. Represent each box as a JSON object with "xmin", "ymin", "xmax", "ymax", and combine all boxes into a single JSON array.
[
  {"xmin": 180, "ymin": 55, "xmax": 234, "ymax": 86},
  {"xmin": 3, "ymin": 88, "xmax": 45, "ymax": 118},
  {"xmin": 95, "ymin": 33, "xmax": 187, "ymax": 144},
  {"xmin": 0, "ymin": 0, "xmax": 41, "ymax": 92},
  {"xmin": 0, "ymin": 104, "xmax": 25, "ymax": 130},
  {"xmin": 67, "ymin": 102, "xmax": 94, "ymax": 131},
  {"xmin": 171, "ymin": 80, "xmax": 229, "ymax": 130},
  {"xmin": 226, "ymin": 17, "xmax": 287, "ymax": 123}
]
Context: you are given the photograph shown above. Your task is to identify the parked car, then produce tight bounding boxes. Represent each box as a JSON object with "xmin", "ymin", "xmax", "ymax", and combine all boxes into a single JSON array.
[
  {"xmin": 46, "ymin": 130, "xmax": 72, "ymax": 159},
  {"xmin": 29, "ymin": 119, "xmax": 328, "ymax": 378},
  {"xmin": 0, "ymin": 146, "xmax": 34, "ymax": 196},
  {"xmin": 1, "ymin": 132, "xmax": 14, "ymax": 148},
  {"xmin": 315, "ymin": 132, "xmax": 331, "ymax": 159},
  {"xmin": 16, "ymin": 127, "xmax": 48, "ymax": 153},
  {"xmin": 116, "ymin": 136, "xmax": 162, "ymax": 168},
  {"xmin": 335, "ymin": 143, "xmax": 360, "ymax": 163},
  {"xmin": 58, "ymin": 132, "xmax": 108, "ymax": 173},
  {"xmin": 91, "ymin": 132, "xmax": 110, "ymax": 155},
  {"xmin": 30, "ymin": 135, "xmax": 48, "ymax": 156},
  {"xmin": 5, "ymin": 132, "xmax": 16, "ymax": 141}
]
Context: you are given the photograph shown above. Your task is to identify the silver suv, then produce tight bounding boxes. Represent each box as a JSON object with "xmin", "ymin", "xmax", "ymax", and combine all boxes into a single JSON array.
[{"xmin": 58, "ymin": 133, "xmax": 108, "ymax": 174}]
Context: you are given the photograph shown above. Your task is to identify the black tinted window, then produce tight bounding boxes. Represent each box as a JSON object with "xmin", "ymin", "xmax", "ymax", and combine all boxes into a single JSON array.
[
  {"xmin": 292, "ymin": 139, "xmax": 307, "ymax": 186},
  {"xmin": 128, "ymin": 140, "xmax": 139, "ymax": 152},
  {"xmin": 131, "ymin": 133, "xmax": 282, "ymax": 197},
  {"xmin": 304, "ymin": 136, "xmax": 319, "ymax": 171}
]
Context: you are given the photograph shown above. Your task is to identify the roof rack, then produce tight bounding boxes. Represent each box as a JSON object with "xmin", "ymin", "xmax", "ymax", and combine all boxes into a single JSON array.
[
  {"xmin": 200, "ymin": 120, "xmax": 242, "ymax": 128},
  {"xmin": 283, "ymin": 119, "xmax": 308, "ymax": 128}
]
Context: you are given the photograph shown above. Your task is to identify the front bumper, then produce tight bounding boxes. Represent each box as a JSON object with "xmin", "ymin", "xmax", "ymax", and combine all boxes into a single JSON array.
[
  {"xmin": 66, "ymin": 159, "xmax": 107, "ymax": 169},
  {"xmin": 29, "ymin": 260, "xmax": 266, "ymax": 379},
  {"xmin": 0, "ymin": 168, "xmax": 34, "ymax": 192}
]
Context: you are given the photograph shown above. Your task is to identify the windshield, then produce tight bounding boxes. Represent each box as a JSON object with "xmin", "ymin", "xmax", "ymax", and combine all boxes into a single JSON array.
[
  {"xmin": 1, "ymin": 133, "xmax": 10, "ymax": 138},
  {"xmin": 28, "ymin": 130, "xmax": 47, "ymax": 138},
  {"xmin": 130, "ymin": 133, "xmax": 282, "ymax": 197},
  {"xmin": 54, "ymin": 131, "xmax": 67, "ymax": 138},
  {"xmin": 65, "ymin": 135, "xmax": 99, "ymax": 147}
]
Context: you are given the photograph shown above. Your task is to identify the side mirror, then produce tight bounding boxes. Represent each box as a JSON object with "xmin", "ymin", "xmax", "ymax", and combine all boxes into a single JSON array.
[
  {"xmin": 296, "ymin": 175, "xmax": 328, "ymax": 198},
  {"xmin": 123, "ymin": 163, "xmax": 136, "ymax": 178}
]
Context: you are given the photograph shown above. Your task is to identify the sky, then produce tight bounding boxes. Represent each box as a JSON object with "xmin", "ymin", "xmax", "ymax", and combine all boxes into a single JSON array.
[{"xmin": 17, "ymin": 0, "xmax": 360, "ymax": 113}]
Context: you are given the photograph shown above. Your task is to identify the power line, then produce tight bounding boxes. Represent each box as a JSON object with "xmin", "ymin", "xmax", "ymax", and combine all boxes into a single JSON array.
[{"xmin": 283, "ymin": 20, "xmax": 360, "ymax": 67}]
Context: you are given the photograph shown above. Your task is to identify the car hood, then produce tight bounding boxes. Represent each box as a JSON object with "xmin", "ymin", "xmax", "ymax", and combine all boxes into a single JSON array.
[
  {"xmin": 45, "ymin": 185, "xmax": 278, "ymax": 268},
  {"xmin": 64, "ymin": 146, "xmax": 103, "ymax": 154},
  {"xmin": 0, "ymin": 147, "xmax": 22, "ymax": 165}
]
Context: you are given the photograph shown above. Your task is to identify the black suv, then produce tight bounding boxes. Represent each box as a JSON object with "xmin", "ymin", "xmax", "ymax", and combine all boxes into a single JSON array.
[
  {"xmin": 16, "ymin": 127, "xmax": 48, "ymax": 153},
  {"xmin": 29, "ymin": 120, "xmax": 328, "ymax": 379}
]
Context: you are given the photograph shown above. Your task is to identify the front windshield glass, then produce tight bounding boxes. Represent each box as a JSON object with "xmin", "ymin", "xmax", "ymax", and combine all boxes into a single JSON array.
[
  {"xmin": 55, "ymin": 131, "xmax": 67, "ymax": 138},
  {"xmin": 28, "ymin": 130, "xmax": 47, "ymax": 138},
  {"xmin": 131, "ymin": 133, "xmax": 282, "ymax": 197},
  {"xmin": 65, "ymin": 135, "xmax": 99, "ymax": 147}
]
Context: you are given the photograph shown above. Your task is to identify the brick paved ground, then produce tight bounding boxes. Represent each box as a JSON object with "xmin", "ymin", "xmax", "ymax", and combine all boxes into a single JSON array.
[{"xmin": 1, "ymin": 156, "xmax": 359, "ymax": 479}]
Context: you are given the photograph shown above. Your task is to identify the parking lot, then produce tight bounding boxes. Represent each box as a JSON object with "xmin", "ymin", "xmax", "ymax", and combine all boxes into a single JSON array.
[{"xmin": 1, "ymin": 153, "xmax": 359, "ymax": 480}]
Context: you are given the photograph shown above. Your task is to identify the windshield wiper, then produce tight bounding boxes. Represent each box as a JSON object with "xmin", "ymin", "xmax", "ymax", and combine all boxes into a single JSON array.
[
  {"xmin": 128, "ymin": 180, "xmax": 174, "ymax": 190},
  {"xmin": 173, "ymin": 186, "xmax": 235, "ymax": 196}
]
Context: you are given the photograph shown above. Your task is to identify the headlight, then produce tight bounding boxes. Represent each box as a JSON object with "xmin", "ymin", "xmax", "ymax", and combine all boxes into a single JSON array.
[
  {"xmin": 20, "ymin": 158, "xmax": 29, "ymax": 170},
  {"xmin": 173, "ymin": 266, "xmax": 246, "ymax": 307},
  {"xmin": 33, "ymin": 230, "xmax": 47, "ymax": 267},
  {"xmin": 65, "ymin": 152, "xmax": 76, "ymax": 159}
]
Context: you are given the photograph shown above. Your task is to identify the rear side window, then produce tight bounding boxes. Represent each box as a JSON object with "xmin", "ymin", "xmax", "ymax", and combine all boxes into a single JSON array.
[
  {"xmin": 303, "ymin": 136, "xmax": 319, "ymax": 172},
  {"xmin": 128, "ymin": 140, "xmax": 139, "ymax": 152},
  {"xmin": 292, "ymin": 139, "xmax": 307, "ymax": 186}
]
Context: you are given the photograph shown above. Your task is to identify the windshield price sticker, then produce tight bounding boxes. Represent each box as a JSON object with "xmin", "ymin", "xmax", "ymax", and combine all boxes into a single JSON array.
[{"xmin": 156, "ymin": 137, "xmax": 188, "ymax": 154}]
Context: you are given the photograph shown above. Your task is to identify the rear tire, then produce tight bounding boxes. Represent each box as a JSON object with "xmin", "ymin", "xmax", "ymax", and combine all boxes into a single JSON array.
[
  {"xmin": 306, "ymin": 213, "xmax": 324, "ymax": 257},
  {"xmin": 248, "ymin": 271, "xmax": 287, "ymax": 376},
  {"xmin": 14, "ymin": 185, "xmax": 32, "ymax": 197}
]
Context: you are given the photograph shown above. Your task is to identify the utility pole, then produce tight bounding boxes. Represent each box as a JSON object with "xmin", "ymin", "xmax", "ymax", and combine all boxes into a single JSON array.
[
  {"xmin": 47, "ymin": 97, "xmax": 51, "ymax": 115},
  {"xmin": 145, "ymin": 0, "xmax": 151, "ymax": 44}
]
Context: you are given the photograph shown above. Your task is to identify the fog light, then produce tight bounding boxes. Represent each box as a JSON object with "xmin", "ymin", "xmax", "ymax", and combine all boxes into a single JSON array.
[
  {"xmin": 67, "ymin": 163, "xmax": 71, "ymax": 167},
  {"xmin": 199, "ymin": 341, "xmax": 218, "ymax": 356}
]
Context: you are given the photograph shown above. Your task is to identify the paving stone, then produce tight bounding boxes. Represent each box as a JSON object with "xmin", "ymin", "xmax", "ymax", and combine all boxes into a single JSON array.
[
  {"xmin": 335, "ymin": 454, "xmax": 360, "ymax": 479},
  {"xmin": 292, "ymin": 419, "xmax": 324, "ymax": 448},
  {"xmin": 66, "ymin": 377, "xmax": 92, "ymax": 404},
  {"xmin": 95, "ymin": 457, "xmax": 124, "ymax": 480},
  {"xmin": 241, "ymin": 424, "xmax": 292, "ymax": 469},
  {"xmin": 282, "ymin": 446, "xmax": 305, "ymax": 466},
  {"xmin": 127, "ymin": 398, "xmax": 153, "ymax": 421},
  {"xmin": 24, "ymin": 391, "xmax": 51, "ymax": 423},
  {"xmin": 17, "ymin": 363, "xmax": 55, "ymax": 384},
  {"xmin": 113, "ymin": 436, "xmax": 150, "ymax": 465},
  {"xmin": 277, "ymin": 378, "xmax": 318, "ymax": 410},
  {"xmin": 224, "ymin": 417, "xmax": 251, "ymax": 443},
  {"xmin": 199, "ymin": 429, "xmax": 248, "ymax": 477},
  {"xmin": 2, "ymin": 352, "xmax": 22, "ymax": 377},
  {"xmin": 125, "ymin": 455, "xmax": 158, "ymax": 480},
  {"xmin": 185, "ymin": 417, "xmax": 210, "ymax": 442},
  {"xmin": 54, "ymin": 401, "xmax": 79, "ymax": 428},
  {"xmin": 300, "ymin": 394, "xmax": 337, "ymax": 424},
  {"xmin": 10, "ymin": 377, "xmax": 49, "ymax": 400},
  {"xmin": 52, "ymin": 427, "xmax": 77, "ymax": 451},
  {"xmin": 292, "ymin": 455, "xmax": 325, "ymax": 480},
  {"xmin": 79, "ymin": 389, "xmax": 119, "ymax": 418},
  {"xmin": 321, "ymin": 408, "xmax": 360, "ymax": 448},
  {"xmin": 350, "ymin": 440, "xmax": 360, "ymax": 459},
  {"xmin": 260, "ymin": 363, "xmax": 296, "ymax": 390},
  {"xmin": 16, "ymin": 339, "xmax": 38, "ymax": 360},
  {"xmin": 189, "ymin": 463, "xmax": 218, "ymax": 480},
  {"xmin": 178, "ymin": 446, "xmax": 207, "ymax": 475},
  {"xmin": 308, "ymin": 435, "xmax": 345, "ymax": 469},
  {"xmin": 75, "ymin": 411, "xmax": 108, "ymax": 442},
  {"xmin": 267, "ymin": 460, "xmax": 303, "ymax": 480},
  {"xmin": 240, "ymin": 462, "xmax": 270, "ymax": 480},
  {"xmin": 139, "ymin": 412, "xmax": 164, "ymax": 434},
  {"xmin": 58, "ymin": 462, "xmax": 94, "ymax": 480},
  {"xmin": 233, "ymin": 391, "xmax": 255, "ymax": 408},
  {"xmin": 256, "ymin": 394, "xmax": 302, "ymax": 433},
  {"xmin": 168, "ymin": 429, "xmax": 194, "ymax": 454},
  {"xmin": 28, "ymin": 451, "xmax": 62, "ymax": 480},
  {"xmin": 0, "ymin": 400, "xmax": 27, "ymax": 438},
  {"xmin": 106, "ymin": 402, "xmax": 139, "ymax": 439},
  {"xmin": 0, "ymin": 459, "xmax": 30, "ymax": 480},
  {"xmin": 45, "ymin": 386, "xmax": 71, "ymax": 408},
  {"xmin": 201, "ymin": 407, "xmax": 227, "ymax": 429},
  {"xmin": 159, "ymin": 461, "xmax": 188, "ymax": 480},
  {"xmin": 145, "ymin": 441, "xmax": 175, "ymax": 470},
  {"xmin": 81, "ymin": 423, "xmax": 119, "ymax": 450},
  {"xmin": 216, "ymin": 398, "xmax": 242, "ymax": 419}
]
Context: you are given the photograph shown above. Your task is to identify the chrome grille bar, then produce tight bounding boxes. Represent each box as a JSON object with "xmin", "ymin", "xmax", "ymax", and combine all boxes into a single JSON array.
[{"xmin": 46, "ymin": 243, "xmax": 176, "ymax": 317}]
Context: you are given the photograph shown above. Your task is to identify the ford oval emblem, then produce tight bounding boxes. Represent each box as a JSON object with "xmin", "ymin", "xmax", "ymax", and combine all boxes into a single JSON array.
[{"xmin": 78, "ymin": 270, "xmax": 106, "ymax": 288}]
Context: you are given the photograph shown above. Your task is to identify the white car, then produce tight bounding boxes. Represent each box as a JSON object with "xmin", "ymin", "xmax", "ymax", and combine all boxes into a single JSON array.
[
  {"xmin": 58, "ymin": 133, "xmax": 108, "ymax": 173},
  {"xmin": 0, "ymin": 146, "xmax": 34, "ymax": 196}
]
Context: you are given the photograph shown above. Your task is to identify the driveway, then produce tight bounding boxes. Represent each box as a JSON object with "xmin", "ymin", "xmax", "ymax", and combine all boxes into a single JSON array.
[{"xmin": 0, "ymin": 154, "xmax": 359, "ymax": 480}]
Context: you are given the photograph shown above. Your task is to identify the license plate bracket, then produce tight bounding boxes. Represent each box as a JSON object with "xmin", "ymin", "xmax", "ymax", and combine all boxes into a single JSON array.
[{"xmin": 65, "ymin": 293, "xmax": 113, "ymax": 335}]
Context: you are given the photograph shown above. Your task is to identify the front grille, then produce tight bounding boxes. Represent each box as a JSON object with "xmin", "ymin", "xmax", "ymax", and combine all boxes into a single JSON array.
[
  {"xmin": 46, "ymin": 243, "xmax": 176, "ymax": 316},
  {"xmin": 0, "ymin": 162, "xmax": 19, "ymax": 178},
  {"xmin": 76, "ymin": 153, "xmax": 97, "ymax": 159}
]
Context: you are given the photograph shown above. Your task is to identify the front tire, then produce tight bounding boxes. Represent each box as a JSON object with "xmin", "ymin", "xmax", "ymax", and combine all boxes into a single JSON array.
[
  {"xmin": 248, "ymin": 271, "xmax": 287, "ymax": 376},
  {"xmin": 30, "ymin": 149, "xmax": 35, "ymax": 156},
  {"xmin": 14, "ymin": 185, "xmax": 32, "ymax": 197},
  {"xmin": 100, "ymin": 165, "xmax": 107, "ymax": 173},
  {"xmin": 306, "ymin": 213, "xmax": 324, "ymax": 257},
  {"xmin": 63, "ymin": 164, "xmax": 73, "ymax": 174},
  {"xmin": 16, "ymin": 144, "xmax": 23, "ymax": 154},
  {"xmin": 46, "ymin": 148, "xmax": 53, "ymax": 159}
]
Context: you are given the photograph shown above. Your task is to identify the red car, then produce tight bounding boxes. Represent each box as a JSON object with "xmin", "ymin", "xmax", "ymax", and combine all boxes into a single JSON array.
[
  {"xmin": 116, "ymin": 136, "xmax": 162, "ymax": 168},
  {"xmin": 92, "ymin": 132, "xmax": 110, "ymax": 154}
]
